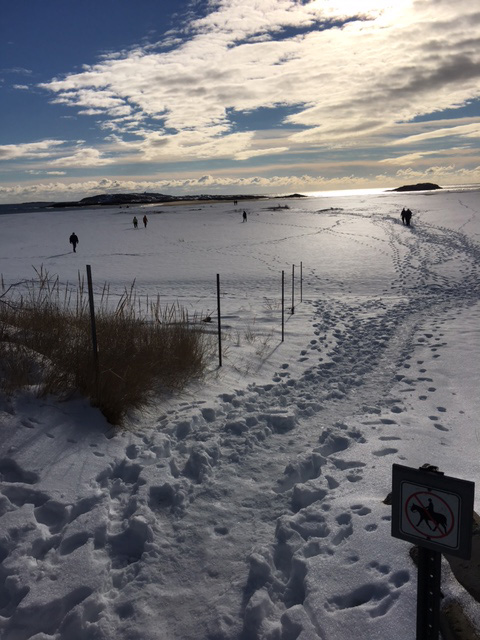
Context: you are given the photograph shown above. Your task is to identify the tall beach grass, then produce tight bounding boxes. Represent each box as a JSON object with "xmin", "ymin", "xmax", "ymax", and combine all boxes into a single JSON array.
[{"xmin": 0, "ymin": 267, "xmax": 212, "ymax": 424}]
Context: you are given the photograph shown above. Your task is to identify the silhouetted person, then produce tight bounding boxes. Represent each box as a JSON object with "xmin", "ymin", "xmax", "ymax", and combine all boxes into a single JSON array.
[
  {"xmin": 143, "ymin": 215, "xmax": 148, "ymax": 228},
  {"xmin": 243, "ymin": 210, "xmax": 247, "ymax": 222},
  {"xmin": 404, "ymin": 209, "xmax": 412, "ymax": 226},
  {"xmin": 401, "ymin": 208, "xmax": 406, "ymax": 225},
  {"xmin": 69, "ymin": 232, "xmax": 79, "ymax": 253},
  {"xmin": 133, "ymin": 216, "xmax": 138, "ymax": 229}
]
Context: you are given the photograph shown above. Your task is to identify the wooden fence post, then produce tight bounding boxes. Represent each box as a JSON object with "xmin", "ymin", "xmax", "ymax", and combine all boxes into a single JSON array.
[
  {"xmin": 291, "ymin": 264, "xmax": 295, "ymax": 314},
  {"xmin": 86, "ymin": 265, "xmax": 99, "ymax": 391},
  {"xmin": 300, "ymin": 261, "xmax": 303, "ymax": 303},
  {"xmin": 217, "ymin": 273, "xmax": 222, "ymax": 367}
]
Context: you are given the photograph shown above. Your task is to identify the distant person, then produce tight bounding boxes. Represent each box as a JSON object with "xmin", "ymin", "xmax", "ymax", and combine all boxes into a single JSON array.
[
  {"xmin": 401, "ymin": 208, "xmax": 406, "ymax": 225},
  {"xmin": 404, "ymin": 209, "xmax": 412, "ymax": 226},
  {"xmin": 69, "ymin": 232, "xmax": 79, "ymax": 253},
  {"xmin": 243, "ymin": 210, "xmax": 247, "ymax": 222},
  {"xmin": 143, "ymin": 214, "xmax": 148, "ymax": 228},
  {"xmin": 133, "ymin": 216, "xmax": 138, "ymax": 229}
]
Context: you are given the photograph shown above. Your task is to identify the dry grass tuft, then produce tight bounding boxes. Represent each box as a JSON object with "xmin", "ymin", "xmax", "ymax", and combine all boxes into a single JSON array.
[{"xmin": 0, "ymin": 268, "xmax": 212, "ymax": 424}]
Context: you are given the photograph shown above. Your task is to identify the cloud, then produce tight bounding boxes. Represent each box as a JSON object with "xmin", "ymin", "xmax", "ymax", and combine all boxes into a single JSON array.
[
  {"xmin": 49, "ymin": 147, "xmax": 111, "ymax": 168},
  {"xmin": 2, "ymin": 164, "xmax": 480, "ymax": 204},
  {"xmin": 26, "ymin": 170, "xmax": 67, "ymax": 176},
  {"xmin": 1, "ymin": 67, "xmax": 32, "ymax": 75},
  {"xmin": 36, "ymin": 0, "xmax": 480, "ymax": 164},
  {"xmin": 235, "ymin": 146, "xmax": 289, "ymax": 160},
  {"xmin": 0, "ymin": 140, "xmax": 65, "ymax": 161},
  {"xmin": 393, "ymin": 122, "xmax": 480, "ymax": 145}
]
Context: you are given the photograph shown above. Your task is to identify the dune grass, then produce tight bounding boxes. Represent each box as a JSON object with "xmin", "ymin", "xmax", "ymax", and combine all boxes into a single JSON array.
[{"xmin": 0, "ymin": 268, "xmax": 212, "ymax": 424}]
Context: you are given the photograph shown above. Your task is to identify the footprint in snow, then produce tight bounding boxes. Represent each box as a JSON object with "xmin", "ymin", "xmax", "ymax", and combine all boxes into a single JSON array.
[
  {"xmin": 368, "ymin": 561, "xmax": 390, "ymax": 575},
  {"xmin": 350, "ymin": 504, "xmax": 371, "ymax": 516},
  {"xmin": 325, "ymin": 574, "xmax": 407, "ymax": 618},
  {"xmin": 373, "ymin": 448, "xmax": 398, "ymax": 457},
  {"xmin": 214, "ymin": 525, "xmax": 229, "ymax": 536},
  {"xmin": 0, "ymin": 458, "xmax": 39, "ymax": 484}
]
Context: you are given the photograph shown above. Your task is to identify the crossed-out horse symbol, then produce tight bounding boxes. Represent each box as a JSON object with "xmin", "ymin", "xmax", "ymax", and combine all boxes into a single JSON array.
[{"xmin": 410, "ymin": 498, "xmax": 448, "ymax": 534}]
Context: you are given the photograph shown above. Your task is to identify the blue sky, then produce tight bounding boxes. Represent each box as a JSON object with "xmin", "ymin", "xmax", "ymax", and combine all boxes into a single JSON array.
[{"xmin": 1, "ymin": 0, "xmax": 479, "ymax": 203}]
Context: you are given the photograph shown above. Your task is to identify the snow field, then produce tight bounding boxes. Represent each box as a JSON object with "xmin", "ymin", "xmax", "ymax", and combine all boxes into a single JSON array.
[{"xmin": 0, "ymin": 188, "xmax": 479, "ymax": 639}]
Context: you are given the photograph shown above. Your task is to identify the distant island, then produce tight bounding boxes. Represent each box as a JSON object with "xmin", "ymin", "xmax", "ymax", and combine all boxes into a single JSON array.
[
  {"xmin": 50, "ymin": 192, "xmax": 267, "ymax": 208},
  {"xmin": 391, "ymin": 182, "xmax": 442, "ymax": 192},
  {"xmin": 50, "ymin": 192, "xmax": 307, "ymax": 209}
]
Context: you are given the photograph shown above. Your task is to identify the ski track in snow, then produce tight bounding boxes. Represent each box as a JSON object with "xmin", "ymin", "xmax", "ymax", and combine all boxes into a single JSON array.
[{"xmin": 1, "ymin": 193, "xmax": 480, "ymax": 639}]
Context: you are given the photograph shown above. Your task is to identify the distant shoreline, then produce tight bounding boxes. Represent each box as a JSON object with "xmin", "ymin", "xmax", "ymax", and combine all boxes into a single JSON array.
[
  {"xmin": 0, "ymin": 193, "xmax": 307, "ymax": 215},
  {"xmin": 2, "ymin": 185, "xmax": 480, "ymax": 215}
]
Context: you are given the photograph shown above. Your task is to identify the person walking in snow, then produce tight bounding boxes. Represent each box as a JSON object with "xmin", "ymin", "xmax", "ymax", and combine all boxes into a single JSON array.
[
  {"xmin": 243, "ymin": 210, "xmax": 247, "ymax": 222},
  {"xmin": 401, "ymin": 208, "xmax": 406, "ymax": 225},
  {"xmin": 133, "ymin": 216, "xmax": 138, "ymax": 229},
  {"xmin": 69, "ymin": 232, "xmax": 79, "ymax": 253},
  {"xmin": 143, "ymin": 215, "xmax": 148, "ymax": 228},
  {"xmin": 404, "ymin": 209, "xmax": 412, "ymax": 226}
]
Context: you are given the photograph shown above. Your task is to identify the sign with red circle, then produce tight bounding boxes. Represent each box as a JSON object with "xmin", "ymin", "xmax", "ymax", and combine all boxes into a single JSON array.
[{"xmin": 391, "ymin": 464, "xmax": 474, "ymax": 559}]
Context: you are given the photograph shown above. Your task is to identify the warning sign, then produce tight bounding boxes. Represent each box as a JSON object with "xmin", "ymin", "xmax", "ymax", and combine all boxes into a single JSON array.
[{"xmin": 391, "ymin": 464, "xmax": 474, "ymax": 559}]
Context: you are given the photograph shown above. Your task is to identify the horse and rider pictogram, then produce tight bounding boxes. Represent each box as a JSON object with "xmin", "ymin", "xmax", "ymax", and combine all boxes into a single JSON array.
[{"xmin": 405, "ymin": 492, "xmax": 453, "ymax": 539}]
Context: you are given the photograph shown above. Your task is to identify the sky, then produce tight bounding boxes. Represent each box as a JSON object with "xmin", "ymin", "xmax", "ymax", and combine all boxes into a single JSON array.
[{"xmin": 1, "ymin": 0, "xmax": 480, "ymax": 204}]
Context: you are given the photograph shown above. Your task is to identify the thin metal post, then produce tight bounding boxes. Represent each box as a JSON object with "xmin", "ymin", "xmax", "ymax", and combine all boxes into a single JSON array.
[
  {"xmin": 416, "ymin": 547, "xmax": 441, "ymax": 640},
  {"xmin": 216, "ymin": 273, "xmax": 222, "ymax": 367},
  {"xmin": 281, "ymin": 270, "xmax": 285, "ymax": 342},
  {"xmin": 300, "ymin": 261, "xmax": 303, "ymax": 302},
  {"xmin": 86, "ymin": 265, "xmax": 99, "ymax": 390},
  {"xmin": 291, "ymin": 264, "xmax": 295, "ymax": 314}
]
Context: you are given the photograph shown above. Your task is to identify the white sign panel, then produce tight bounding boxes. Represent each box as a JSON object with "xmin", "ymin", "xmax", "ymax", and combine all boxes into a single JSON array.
[{"xmin": 391, "ymin": 464, "xmax": 474, "ymax": 559}]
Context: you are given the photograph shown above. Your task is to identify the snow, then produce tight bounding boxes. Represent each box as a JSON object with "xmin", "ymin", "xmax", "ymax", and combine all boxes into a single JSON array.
[{"xmin": 1, "ymin": 188, "xmax": 479, "ymax": 640}]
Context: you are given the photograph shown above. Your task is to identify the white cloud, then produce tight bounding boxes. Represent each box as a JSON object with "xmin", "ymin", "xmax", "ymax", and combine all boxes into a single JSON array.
[
  {"xmin": 26, "ymin": 170, "xmax": 67, "ymax": 176},
  {"xmin": 393, "ymin": 122, "xmax": 480, "ymax": 146},
  {"xmin": 0, "ymin": 140, "xmax": 65, "ymax": 161},
  {"xmin": 1, "ymin": 0, "xmax": 477, "ymax": 204},
  {"xmin": 49, "ymin": 147, "xmax": 111, "ymax": 168},
  {"xmin": 36, "ymin": 0, "xmax": 480, "ymax": 165},
  {"xmin": 2, "ymin": 164, "xmax": 480, "ymax": 204},
  {"xmin": 235, "ymin": 146, "xmax": 289, "ymax": 160}
]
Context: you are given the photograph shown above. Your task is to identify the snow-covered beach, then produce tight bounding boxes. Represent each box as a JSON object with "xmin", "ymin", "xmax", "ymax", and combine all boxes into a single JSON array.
[{"xmin": 1, "ymin": 187, "xmax": 479, "ymax": 639}]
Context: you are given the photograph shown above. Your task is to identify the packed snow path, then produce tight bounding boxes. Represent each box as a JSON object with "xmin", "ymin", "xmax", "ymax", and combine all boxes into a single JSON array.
[{"xmin": 1, "ymin": 192, "xmax": 480, "ymax": 640}]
